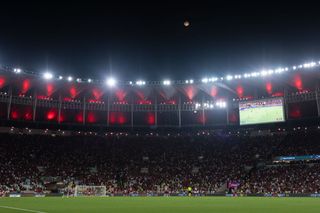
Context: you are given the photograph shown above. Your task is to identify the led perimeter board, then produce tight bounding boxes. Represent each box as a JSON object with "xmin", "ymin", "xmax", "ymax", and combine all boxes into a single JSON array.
[{"xmin": 239, "ymin": 97, "xmax": 285, "ymax": 125}]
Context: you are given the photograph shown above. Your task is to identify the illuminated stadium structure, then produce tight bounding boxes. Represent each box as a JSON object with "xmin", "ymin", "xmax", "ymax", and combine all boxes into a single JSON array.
[{"xmin": 0, "ymin": 60, "xmax": 319, "ymax": 129}]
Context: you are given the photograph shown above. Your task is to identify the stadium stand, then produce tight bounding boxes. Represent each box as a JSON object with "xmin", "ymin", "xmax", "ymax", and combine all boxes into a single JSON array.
[{"xmin": 1, "ymin": 127, "xmax": 319, "ymax": 196}]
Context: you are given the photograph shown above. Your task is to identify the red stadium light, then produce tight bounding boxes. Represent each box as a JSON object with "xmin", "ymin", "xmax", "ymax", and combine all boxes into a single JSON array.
[
  {"xmin": 181, "ymin": 85, "xmax": 198, "ymax": 100},
  {"xmin": 0, "ymin": 76, "xmax": 6, "ymax": 89},
  {"xmin": 47, "ymin": 110, "xmax": 57, "ymax": 120},
  {"xmin": 266, "ymin": 82, "xmax": 273, "ymax": 94},
  {"xmin": 11, "ymin": 111, "xmax": 19, "ymax": 119},
  {"xmin": 46, "ymin": 83, "xmax": 55, "ymax": 97},
  {"xmin": 115, "ymin": 89, "xmax": 127, "ymax": 102},
  {"xmin": 236, "ymin": 85, "xmax": 244, "ymax": 98},
  {"xmin": 210, "ymin": 86, "xmax": 218, "ymax": 97},
  {"xmin": 147, "ymin": 112, "xmax": 155, "ymax": 125},
  {"xmin": 87, "ymin": 112, "xmax": 96, "ymax": 123},
  {"xmin": 76, "ymin": 113, "xmax": 83, "ymax": 123},
  {"xmin": 294, "ymin": 74, "xmax": 303, "ymax": 91},
  {"xmin": 21, "ymin": 79, "xmax": 31, "ymax": 94},
  {"xmin": 92, "ymin": 88, "xmax": 104, "ymax": 100},
  {"xmin": 70, "ymin": 86, "xmax": 78, "ymax": 98}
]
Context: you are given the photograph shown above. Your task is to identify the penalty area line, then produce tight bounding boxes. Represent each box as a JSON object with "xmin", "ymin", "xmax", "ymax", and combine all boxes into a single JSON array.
[{"xmin": 0, "ymin": 205, "xmax": 48, "ymax": 213}]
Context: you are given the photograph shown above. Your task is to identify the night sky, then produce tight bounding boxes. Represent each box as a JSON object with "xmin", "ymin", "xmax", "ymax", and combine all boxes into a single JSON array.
[{"xmin": 1, "ymin": 1, "xmax": 320, "ymax": 81}]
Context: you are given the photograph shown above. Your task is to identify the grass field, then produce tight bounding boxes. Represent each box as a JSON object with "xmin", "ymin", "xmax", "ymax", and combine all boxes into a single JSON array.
[{"xmin": 1, "ymin": 197, "xmax": 320, "ymax": 213}]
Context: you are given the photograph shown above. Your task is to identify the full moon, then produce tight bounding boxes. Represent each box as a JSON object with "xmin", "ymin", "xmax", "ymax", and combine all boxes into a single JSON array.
[{"xmin": 184, "ymin": 20, "xmax": 190, "ymax": 27}]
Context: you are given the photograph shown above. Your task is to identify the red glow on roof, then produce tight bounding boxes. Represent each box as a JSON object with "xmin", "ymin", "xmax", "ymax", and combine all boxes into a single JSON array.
[
  {"xmin": 76, "ymin": 113, "xmax": 83, "ymax": 123},
  {"xmin": 266, "ymin": 82, "xmax": 272, "ymax": 94},
  {"xmin": 210, "ymin": 86, "xmax": 218, "ymax": 97},
  {"xmin": 147, "ymin": 112, "xmax": 155, "ymax": 125},
  {"xmin": 92, "ymin": 88, "xmax": 104, "ymax": 100},
  {"xmin": 115, "ymin": 89, "xmax": 127, "ymax": 101},
  {"xmin": 182, "ymin": 85, "xmax": 198, "ymax": 100},
  {"xmin": 46, "ymin": 110, "xmax": 57, "ymax": 120},
  {"xmin": 236, "ymin": 85, "xmax": 244, "ymax": 98},
  {"xmin": 21, "ymin": 79, "xmax": 31, "ymax": 94},
  {"xmin": 0, "ymin": 77, "xmax": 5, "ymax": 88},
  {"xmin": 87, "ymin": 112, "xmax": 96, "ymax": 123},
  {"xmin": 138, "ymin": 100, "xmax": 152, "ymax": 105},
  {"xmin": 11, "ymin": 111, "xmax": 19, "ymax": 119},
  {"xmin": 70, "ymin": 86, "xmax": 77, "ymax": 98},
  {"xmin": 294, "ymin": 74, "xmax": 303, "ymax": 91},
  {"xmin": 46, "ymin": 83, "xmax": 55, "ymax": 96},
  {"xmin": 110, "ymin": 112, "xmax": 128, "ymax": 125}
]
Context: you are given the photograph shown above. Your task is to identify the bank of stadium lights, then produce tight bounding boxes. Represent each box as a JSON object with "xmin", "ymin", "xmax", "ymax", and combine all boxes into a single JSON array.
[
  {"xmin": 163, "ymin": 80, "xmax": 171, "ymax": 86},
  {"xmin": 216, "ymin": 101, "xmax": 227, "ymax": 108},
  {"xmin": 58, "ymin": 76, "xmax": 63, "ymax": 80},
  {"xmin": 13, "ymin": 68, "xmax": 21, "ymax": 74},
  {"xmin": 201, "ymin": 77, "xmax": 218, "ymax": 84},
  {"xmin": 76, "ymin": 78, "xmax": 81, "ymax": 83},
  {"xmin": 106, "ymin": 77, "xmax": 116, "ymax": 87},
  {"xmin": 185, "ymin": 79, "xmax": 194, "ymax": 84},
  {"xmin": 226, "ymin": 75, "xmax": 233, "ymax": 81},
  {"xmin": 43, "ymin": 72, "xmax": 53, "ymax": 80},
  {"xmin": 136, "ymin": 80, "xmax": 146, "ymax": 86},
  {"xmin": 87, "ymin": 78, "xmax": 92, "ymax": 83}
]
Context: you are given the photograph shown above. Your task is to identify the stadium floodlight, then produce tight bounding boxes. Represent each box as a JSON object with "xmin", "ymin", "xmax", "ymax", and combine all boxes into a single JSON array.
[
  {"xmin": 136, "ymin": 80, "xmax": 146, "ymax": 86},
  {"xmin": 129, "ymin": 81, "xmax": 133, "ymax": 85},
  {"xmin": 43, "ymin": 72, "xmax": 53, "ymax": 80},
  {"xmin": 76, "ymin": 78, "xmax": 81, "ymax": 82},
  {"xmin": 106, "ymin": 77, "xmax": 116, "ymax": 87},
  {"xmin": 260, "ymin": 70, "xmax": 268, "ymax": 76},
  {"xmin": 189, "ymin": 79, "xmax": 194, "ymax": 84},
  {"xmin": 163, "ymin": 80, "xmax": 171, "ymax": 86},
  {"xmin": 226, "ymin": 75, "xmax": 233, "ymax": 81},
  {"xmin": 87, "ymin": 78, "xmax": 92, "ymax": 83},
  {"xmin": 216, "ymin": 101, "xmax": 227, "ymax": 108},
  {"xmin": 185, "ymin": 80, "xmax": 189, "ymax": 84},
  {"xmin": 13, "ymin": 68, "xmax": 21, "ymax": 73},
  {"xmin": 268, "ymin": 69, "xmax": 274, "ymax": 75},
  {"xmin": 210, "ymin": 77, "xmax": 218, "ymax": 82},
  {"xmin": 67, "ymin": 76, "xmax": 73, "ymax": 82},
  {"xmin": 58, "ymin": 76, "xmax": 63, "ymax": 80},
  {"xmin": 201, "ymin": 78, "xmax": 208, "ymax": 83}
]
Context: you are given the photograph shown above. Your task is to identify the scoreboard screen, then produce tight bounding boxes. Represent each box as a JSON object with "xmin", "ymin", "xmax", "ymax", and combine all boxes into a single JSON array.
[{"xmin": 239, "ymin": 98, "xmax": 285, "ymax": 125}]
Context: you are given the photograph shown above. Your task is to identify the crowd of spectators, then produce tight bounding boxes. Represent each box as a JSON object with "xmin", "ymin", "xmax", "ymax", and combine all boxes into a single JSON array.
[{"xmin": 0, "ymin": 129, "xmax": 319, "ymax": 196}]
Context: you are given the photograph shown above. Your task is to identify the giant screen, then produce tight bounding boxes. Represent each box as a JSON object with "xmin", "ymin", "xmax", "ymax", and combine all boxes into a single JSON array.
[{"xmin": 239, "ymin": 98, "xmax": 285, "ymax": 125}]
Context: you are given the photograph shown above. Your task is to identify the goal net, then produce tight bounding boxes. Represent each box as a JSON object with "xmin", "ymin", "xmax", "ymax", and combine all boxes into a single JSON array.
[{"xmin": 74, "ymin": 185, "xmax": 106, "ymax": 197}]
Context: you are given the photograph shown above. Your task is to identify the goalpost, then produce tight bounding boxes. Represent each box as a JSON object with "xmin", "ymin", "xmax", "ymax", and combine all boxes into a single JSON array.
[{"xmin": 74, "ymin": 185, "xmax": 107, "ymax": 197}]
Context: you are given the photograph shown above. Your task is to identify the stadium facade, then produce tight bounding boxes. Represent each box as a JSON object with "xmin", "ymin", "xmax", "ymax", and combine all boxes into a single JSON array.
[{"xmin": 0, "ymin": 63, "xmax": 319, "ymax": 129}]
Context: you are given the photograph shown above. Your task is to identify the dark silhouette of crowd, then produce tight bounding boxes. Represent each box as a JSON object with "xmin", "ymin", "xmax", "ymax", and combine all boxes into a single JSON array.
[{"xmin": 0, "ymin": 128, "xmax": 320, "ymax": 196}]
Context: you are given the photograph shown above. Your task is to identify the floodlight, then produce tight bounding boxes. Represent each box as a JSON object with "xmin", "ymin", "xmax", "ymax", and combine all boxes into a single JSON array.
[
  {"xmin": 13, "ymin": 68, "xmax": 21, "ymax": 73},
  {"xmin": 67, "ymin": 76, "xmax": 73, "ymax": 82},
  {"xmin": 201, "ymin": 78, "xmax": 208, "ymax": 83},
  {"xmin": 43, "ymin": 72, "xmax": 53, "ymax": 80},
  {"xmin": 163, "ymin": 80, "xmax": 171, "ymax": 85},
  {"xmin": 88, "ymin": 78, "xmax": 92, "ymax": 83},
  {"xmin": 106, "ymin": 77, "xmax": 116, "ymax": 87},
  {"xmin": 58, "ymin": 76, "xmax": 63, "ymax": 80},
  {"xmin": 226, "ymin": 75, "xmax": 233, "ymax": 81}
]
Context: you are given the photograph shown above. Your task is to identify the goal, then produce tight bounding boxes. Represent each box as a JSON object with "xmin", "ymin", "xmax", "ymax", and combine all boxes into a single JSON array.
[{"xmin": 74, "ymin": 185, "xmax": 106, "ymax": 197}]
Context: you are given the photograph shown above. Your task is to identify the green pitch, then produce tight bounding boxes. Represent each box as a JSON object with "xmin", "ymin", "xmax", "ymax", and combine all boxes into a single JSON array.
[
  {"xmin": 0, "ymin": 197, "xmax": 320, "ymax": 213},
  {"xmin": 240, "ymin": 106, "xmax": 284, "ymax": 125}
]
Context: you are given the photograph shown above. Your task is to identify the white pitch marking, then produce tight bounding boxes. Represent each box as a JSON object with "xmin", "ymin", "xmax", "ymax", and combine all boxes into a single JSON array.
[{"xmin": 0, "ymin": 205, "xmax": 48, "ymax": 213}]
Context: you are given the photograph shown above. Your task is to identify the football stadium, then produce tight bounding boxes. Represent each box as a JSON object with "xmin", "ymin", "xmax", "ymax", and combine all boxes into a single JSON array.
[{"xmin": 1, "ymin": 2, "xmax": 320, "ymax": 213}]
